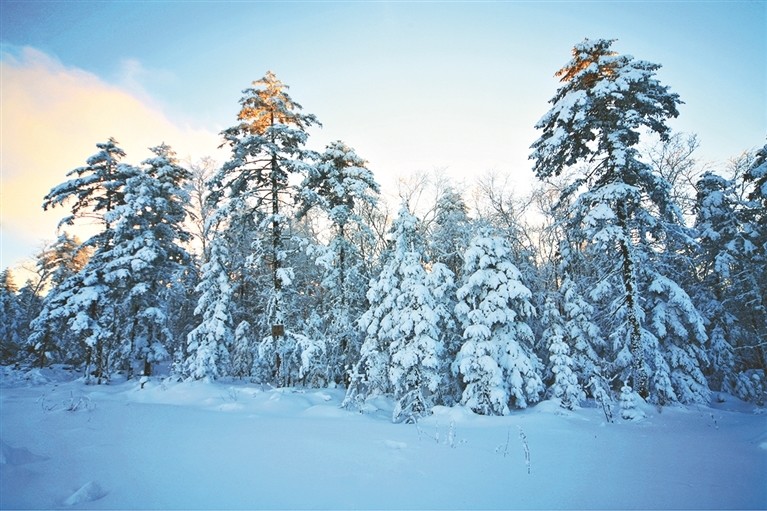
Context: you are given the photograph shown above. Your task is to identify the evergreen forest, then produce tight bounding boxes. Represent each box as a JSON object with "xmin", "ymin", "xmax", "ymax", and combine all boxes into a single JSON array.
[{"xmin": 3, "ymin": 38, "xmax": 765, "ymax": 422}]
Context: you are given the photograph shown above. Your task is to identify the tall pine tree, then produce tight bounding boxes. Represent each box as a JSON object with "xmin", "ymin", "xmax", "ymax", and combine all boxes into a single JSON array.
[
  {"xmin": 530, "ymin": 38, "xmax": 708, "ymax": 404},
  {"xmin": 298, "ymin": 140, "xmax": 380, "ymax": 383}
]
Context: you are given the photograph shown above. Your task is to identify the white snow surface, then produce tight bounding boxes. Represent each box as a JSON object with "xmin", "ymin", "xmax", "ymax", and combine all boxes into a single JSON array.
[{"xmin": 1, "ymin": 365, "xmax": 765, "ymax": 510}]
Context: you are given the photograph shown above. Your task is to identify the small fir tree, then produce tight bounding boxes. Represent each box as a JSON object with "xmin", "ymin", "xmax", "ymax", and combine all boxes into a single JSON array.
[
  {"xmin": 346, "ymin": 205, "xmax": 451, "ymax": 422},
  {"xmin": 541, "ymin": 296, "xmax": 584, "ymax": 409},
  {"xmin": 186, "ymin": 239, "xmax": 235, "ymax": 380}
]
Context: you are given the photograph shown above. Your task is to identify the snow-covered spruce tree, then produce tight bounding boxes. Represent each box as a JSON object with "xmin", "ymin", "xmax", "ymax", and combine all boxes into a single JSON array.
[
  {"xmin": 619, "ymin": 382, "xmax": 645, "ymax": 421},
  {"xmin": 25, "ymin": 269, "xmax": 75, "ymax": 369},
  {"xmin": 550, "ymin": 237, "xmax": 615, "ymax": 413},
  {"xmin": 427, "ymin": 187, "xmax": 471, "ymax": 404},
  {"xmin": 193, "ymin": 205, "xmax": 271, "ymax": 381},
  {"xmin": 230, "ymin": 320, "xmax": 256, "ymax": 379},
  {"xmin": 185, "ymin": 238, "xmax": 234, "ymax": 380},
  {"xmin": 429, "ymin": 187, "xmax": 472, "ymax": 279},
  {"xmin": 212, "ymin": 71, "xmax": 320, "ymax": 385},
  {"xmin": 260, "ymin": 222, "xmax": 327, "ymax": 386},
  {"xmin": 746, "ymin": 143, "xmax": 767, "ymax": 212},
  {"xmin": 740, "ymin": 144, "xmax": 767, "ymax": 379},
  {"xmin": 345, "ymin": 205, "xmax": 452, "ymax": 422},
  {"xmin": 694, "ymin": 169, "xmax": 765, "ymax": 401},
  {"xmin": 30, "ymin": 145, "xmax": 192, "ymax": 381},
  {"xmin": 693, "ymin": 172, "xmax": 741, "ymax": 390},
  {"xmin": 0, "ymin": 270, "xmax": 25, "ymax": 363},
  {"xmin": 93, "ymin": 144, "xmax": 192, "ymax": 377},
  {"xmin": 453, "ymin": 232, "xmax": 543, "ymax": 415},
  {"xmin": 39, "ymin": 263, "xmax": 116, "ymax": 382},
  {"xmin": 530, "ymin": 38, "xmax": 709, "ymax": 404},
  {"xmin": 15, "ymin": 280, "xmax": 42, "ymax": 355},
  {"xmin": 541, "ymin": 296, "xmax": 584, "ymax": 409},
  {"xmin": 298, "ymin": 140, "xmax": 381, "ymax": 384},
  {"xmin": 641, "ymin": 271, "xmax": 709, "ymax": 404},
  {"xmin": 559, "ymin": 271, "xmax": 611, "ymax": 399}
]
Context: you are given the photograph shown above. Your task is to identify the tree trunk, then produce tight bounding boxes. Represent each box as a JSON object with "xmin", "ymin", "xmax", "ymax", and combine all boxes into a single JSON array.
[
  {"xmin": 616, "ymin": 204, "xmax": 648, "ymax": 398},
  {"xmin": 338, "ymin": 224, "xmax": 347, "ymax": 308},
  {"xmin": 269, "ymin": 110, "xmax": 284, "ymax": 340}
]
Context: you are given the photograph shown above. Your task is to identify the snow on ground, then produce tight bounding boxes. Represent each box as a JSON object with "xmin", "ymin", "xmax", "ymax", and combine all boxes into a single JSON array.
[{"xmin": 1, "ymin": 365, "xmax": 765, "ymax": 510}]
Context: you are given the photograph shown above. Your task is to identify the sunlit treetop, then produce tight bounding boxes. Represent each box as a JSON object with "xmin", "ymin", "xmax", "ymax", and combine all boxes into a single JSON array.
[{"xmin": 236, "ymin": 71, "xmax": 319, "ymax": 136}]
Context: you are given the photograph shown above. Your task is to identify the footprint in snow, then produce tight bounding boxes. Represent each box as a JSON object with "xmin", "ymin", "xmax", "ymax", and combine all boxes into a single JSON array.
[
  {"xmin": 0, "ymin": 440, "xmax": 48, "ymax": 465},
  {"xmin": 64, "ymin": 481, "xmax": 107, "ymax": 506}
]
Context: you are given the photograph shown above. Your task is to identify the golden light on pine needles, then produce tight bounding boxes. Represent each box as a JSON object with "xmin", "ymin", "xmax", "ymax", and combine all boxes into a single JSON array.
[
  {"xmin": 556, "ymin": 39, "xmax": 618, "ymax": 85},
  {"xmin": 238, "ymin": 71, "xmax": 300, "ymax": 135}
]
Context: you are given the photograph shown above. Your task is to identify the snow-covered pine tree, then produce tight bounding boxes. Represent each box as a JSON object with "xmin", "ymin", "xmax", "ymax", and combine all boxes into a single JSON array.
[
  {"xmin": 346, "ymin": 205, "xmax": 451, "ymax": 421},
  {"xmin": 216, "ymin": 71, "xmax": 319, "ymax": 336},
  {"xmin": 298, "ymin": 140, "xmax": 380, "ymax": 384},
  {"xmin": 530, "ymin": 38, "xmax": 709, "ymax": 404},
  {"xmin": 33, "ymin": 234, "xmax": 91, "ymax": 294},
  {"xmin": 28, "ymin": 140, "xmax": 137, "ymax": 377},
  {"xmin": 541, "ymin": 296, "xmax": 584, "ymax": 409},
  {"xmin": 95, "ymin": 144, "xmax": 192, "ymax": 377},
  {"xmin": 453, "ymin": 233, "xmax": 543, "ymax": 415},
  {"xmin": 211, "ymin": 72, "xmax": 320, "ymax": 384},
  {"xmin": 43, "ymin": 138, "xmax": 135, "ymax": 234}
]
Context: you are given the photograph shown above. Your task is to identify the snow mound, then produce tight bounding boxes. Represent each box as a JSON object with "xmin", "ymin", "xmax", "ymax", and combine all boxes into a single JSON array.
[
  {"xmin": 64, "ymin": 481, "xmax": 106, "ymax": 506},
  {"xmin": 384, "ymin": 440, "xmax": 407, "ymax": 450},
  {"xmin": 0, "ymin": 441, "xmax": 47, "ymax": 465},
  {"xmin": 302, "ymin": 404, "xmax": 347, "ymax": 419},
  {"xmin": 0, "ymin": 364, "xmax": 75, "ymax": 387},
  {"xmin": 430, "ymin": 405, "xmax": 477, "ymax": 422},
  {"xmin": 530, "ymin": 398, "xmax": 578, "ymax": 416}
]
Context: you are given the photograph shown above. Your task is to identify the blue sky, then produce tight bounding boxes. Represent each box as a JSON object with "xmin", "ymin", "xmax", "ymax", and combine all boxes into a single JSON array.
[{"xmin": 1, "ymin": 1, "xmax": 765, "ymax": 270}]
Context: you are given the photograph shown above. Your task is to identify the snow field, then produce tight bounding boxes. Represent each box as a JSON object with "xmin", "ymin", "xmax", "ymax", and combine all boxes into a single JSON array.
[{"xmin": 1, "ymin": 366, "xmax": 765, "ymax": 510}]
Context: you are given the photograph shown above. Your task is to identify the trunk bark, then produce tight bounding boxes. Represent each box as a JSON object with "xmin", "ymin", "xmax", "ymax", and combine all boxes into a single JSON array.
[{"xmin": 616, "ymin": 204, "xmax": 648, "ymax": 398}]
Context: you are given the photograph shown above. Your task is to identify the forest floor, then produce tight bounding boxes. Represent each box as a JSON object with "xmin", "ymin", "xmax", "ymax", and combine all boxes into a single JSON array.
[{"xmin": 1, "ymin": 365, "xmax": 765, "ymax": 510}]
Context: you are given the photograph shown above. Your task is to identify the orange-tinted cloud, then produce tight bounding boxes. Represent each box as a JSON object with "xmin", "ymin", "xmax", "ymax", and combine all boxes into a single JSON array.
[{"xmin": 1, "ymin": 47, "xmax": 223, "ymax": 269}]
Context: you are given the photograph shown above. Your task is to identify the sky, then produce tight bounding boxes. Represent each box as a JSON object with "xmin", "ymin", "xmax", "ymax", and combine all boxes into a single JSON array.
[{"xmin": 1, "ymin": 1, "xmax": 765, "ymax": 273}]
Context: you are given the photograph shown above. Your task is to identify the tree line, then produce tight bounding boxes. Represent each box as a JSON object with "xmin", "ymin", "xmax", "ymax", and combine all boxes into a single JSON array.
[{"xmin": 2, "ymin": 39, "xmax": 765, "ymax": 421}]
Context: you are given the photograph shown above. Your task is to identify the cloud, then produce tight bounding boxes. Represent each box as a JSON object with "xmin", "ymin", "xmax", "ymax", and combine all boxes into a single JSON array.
[{"xmin": 0, "ymin": 47, "xmax": 224, "ymax": 270}]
